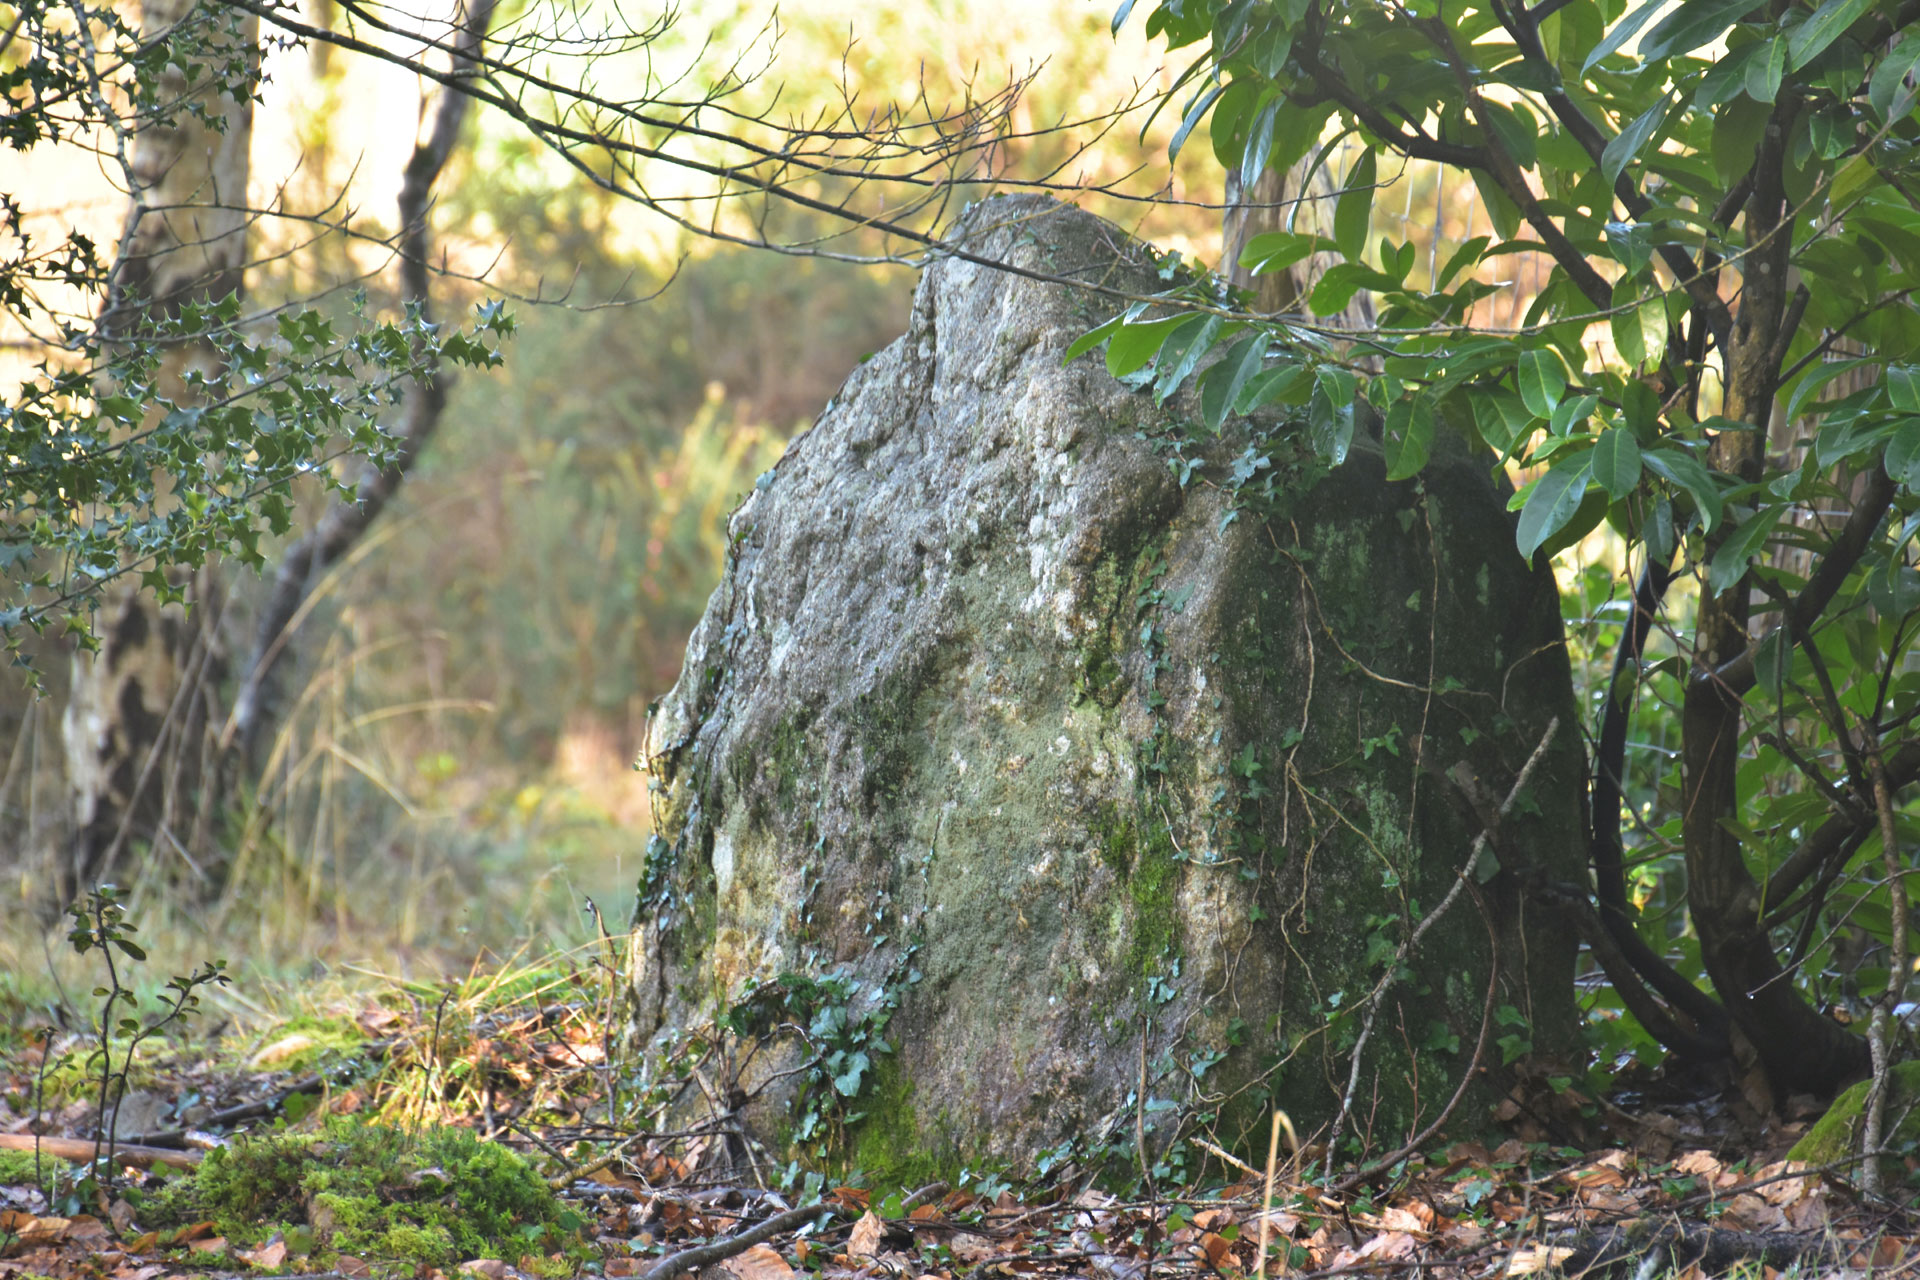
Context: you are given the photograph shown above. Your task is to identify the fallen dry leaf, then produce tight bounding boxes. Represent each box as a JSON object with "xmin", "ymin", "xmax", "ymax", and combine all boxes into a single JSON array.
[
  {"xmin": 236, "ymin": 1238, "xmax": 288, "ymax": 1268},
  {"xmin": 459, "ymin": 1260, "xmax": 513, "ymax": 1280},
  {"xmin": 11, "ymin": 1216, "xmax": 70, "ymax": 1246},
  {"xmin": 338, "ymin": 1254, "xmax": 373, "ymax": 1278},
  {"xmin": 1357, "ymin": 1232, "xmax": 1417, "ymax": 1262},
  {"xmin": 187, "ymin": 1236, "xmax": 227, "ymax": 1254},
  {"xmin": 718, "ymin": 1244, "xmax": 794, "ymax": 1280},
  {"xmin": 847, "ymin": 1211, "xmax": 884, "ymax": 1259},
  {"xmin": 1378, "ymin": 1206, "xmax": 1428, "ymax": 1236}
]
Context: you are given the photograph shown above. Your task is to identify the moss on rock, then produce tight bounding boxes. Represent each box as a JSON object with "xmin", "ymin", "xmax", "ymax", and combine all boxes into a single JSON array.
[{"xmin": 1790, "ymin": 1061, "xmax": 1920, "ymax": 1179}]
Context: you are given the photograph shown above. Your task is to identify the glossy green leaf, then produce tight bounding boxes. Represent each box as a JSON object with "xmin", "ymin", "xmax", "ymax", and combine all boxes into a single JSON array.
[
  {"xmin": 1519, "ymin": 348, "xmax": 1568, "ymax": 418},
  {"xmin": 1309, "ymin": 366, "xmax": 1356, "ymax": 464},
  {"xmin": 1593, "ymin": 426, "xmax": 1643, "ymax": 500},
  {"xmin": 1890, "ymin": 365, "xmax": 1920, "ymax": 412},
  {"xmin": 1708, "ymin": 504, "xmax": 1785, "ymax": 594},
  {"xmin": 1884, "ymin": 417, "xmax": 1920, "ymax": 487},
  {"xmin": 1581, "ymin": 0, "xmax": 1666, "ymax": 73},
  {"xmin": 1473, "ymin": 390, "xmax": 1531, "ymax": 454},
  {"xmin": 1614, "ymin": 285, "xmax": 1671, "ymax": 372},
  {"xmin": 1787, "ymin": 0, "xmax": 1874, "ymax": 71},
  {"xmin": 1200, "ymin": 333, "xmax": 1270, "ymax": 431},
  {"xmin": 1752, "ymin": 627, "xmax": 1791, "ymax": 701},
  {"xmin": 1642, "ymin": 0, "xmax": 1763, "ymax": 62},
  {"xmin": 1517, "ymin": 452, "xmax": 1594, "ymax": 560},
  {"xmin": 1383, "ymin": 395, "xmax": 1436, "ymax": 481},
  {"xmin": 1169, "ymin": 82, "xmax": 1226, "ymax": 162},
  {"xmin": 1745, "ymin": 33, "xmax": 1787, "ymax": 102},
  {"xmin": 1153, "ymin": 314, "xmax": 1228, "ymax": 402},
  {"xmin": 1435, "ymin": 235, "xmax": 1491, "ymax": 292},
  {"xmin": 1604, "ymin": 93, "xmax": 1676, "ymax": 188},
  {"xmin": 1240, "ymin": 98, "xmax": 1279, "ymax": 190},
  {"xmin": 1106, "ymin": 314, "xmax": 1203, "ymax": 378},
  {"xmin": 1063, "ymin": 316, "xmax": 1124, "ymax": 364},
  {"xmin": 1334, "ymin": 149, "xmax": 1377, "ymax": 262},
  {"xmin": 1237, "ymin": 231, "xmax": 1324, "ymax": 273},
  {"xmin": 1643, "ymin": 446, "xmax": 1724, "ymax": 532},
  {"xmin": 1869, "ymin": 38, "xmax": 1920, "ymax": 121}
]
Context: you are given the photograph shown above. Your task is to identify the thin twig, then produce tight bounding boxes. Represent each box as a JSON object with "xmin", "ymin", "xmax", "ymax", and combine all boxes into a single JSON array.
[{"xmin": 636, "ymin": 1203, "xmax": 839, "ymax": 1280}]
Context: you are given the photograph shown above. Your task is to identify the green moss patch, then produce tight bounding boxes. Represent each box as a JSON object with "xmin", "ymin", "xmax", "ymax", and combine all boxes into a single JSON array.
[
  {"xmin": 159, "ymin": 1119, "xmax": 585, "ymax": 1271},
  {"xmin": 1790, "ymin": 1061, "xmax": 1920, "ymax": 1181},
  {"xmin": 0, "ymin": 1147, "xmax": 73, "ymax": 1188}
]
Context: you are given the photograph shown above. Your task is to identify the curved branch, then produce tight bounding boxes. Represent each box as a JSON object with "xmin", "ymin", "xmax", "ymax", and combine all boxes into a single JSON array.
[
  {"xmin": 1716, "ymin": 465, "xmax": 1898, "ymax": 698},
  {"xmin": 226, "ymin": 0, "xmax": 499, "ymax": 762},
  {"xmin": 1589, "ymin": 556, "xmax": 1731, "ymax": 1042}
]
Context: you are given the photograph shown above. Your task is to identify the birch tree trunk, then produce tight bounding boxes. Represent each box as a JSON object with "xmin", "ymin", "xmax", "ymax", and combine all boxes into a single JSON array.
[{"xmin": 60, "ymin": 0, "xmax": 256, "ymax": 902}]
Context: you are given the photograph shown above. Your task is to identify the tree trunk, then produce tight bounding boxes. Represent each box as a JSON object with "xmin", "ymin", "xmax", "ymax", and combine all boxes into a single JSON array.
[
  {"xmin": 1682, "ymin": 99, "xmax": 1869, "ymax": 1095},
  {"xmin": 1223, "ymin": 158, "xmax": 1373, "ymax": 332},
  {"xmin": 61, "ymin": 0, "xmax": 256, "ymax": 902}
]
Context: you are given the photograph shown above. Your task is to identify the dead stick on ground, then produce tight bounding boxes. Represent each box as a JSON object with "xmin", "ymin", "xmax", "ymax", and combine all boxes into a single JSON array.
[
  {"xmin": 546, "ymin": 1126, "xmax": 655, "ymax": 1190},
  {"xmin": 637, "ymin": 1203, "xmax": 839, "ymax": 1280},
  {"xmin": 0, "ymin": 1133, "xmax": 200, "ymax": 1171}
]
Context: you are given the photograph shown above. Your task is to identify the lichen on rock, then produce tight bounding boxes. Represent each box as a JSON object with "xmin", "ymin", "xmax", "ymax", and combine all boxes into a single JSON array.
[{"xmin": 632, "ymin": 193, "xmax": 1586, "ymax": 1175}]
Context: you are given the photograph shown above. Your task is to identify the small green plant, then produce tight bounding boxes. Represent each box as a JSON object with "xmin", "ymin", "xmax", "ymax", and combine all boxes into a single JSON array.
[{"xmin": 65, "ymin": 885, "xmax": 229, "ymax": 1191}]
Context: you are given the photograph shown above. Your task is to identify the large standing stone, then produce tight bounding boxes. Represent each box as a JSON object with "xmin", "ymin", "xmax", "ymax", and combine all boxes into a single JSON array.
[{"xmin": 632, "ymin": 194, "xmax": 1585, "ymax": 1176}]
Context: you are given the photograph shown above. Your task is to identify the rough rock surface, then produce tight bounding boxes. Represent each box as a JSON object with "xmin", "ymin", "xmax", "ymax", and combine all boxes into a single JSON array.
[{"xmin": 632, "ymin": 194, "xmax": 1585, "ymax": 1173}]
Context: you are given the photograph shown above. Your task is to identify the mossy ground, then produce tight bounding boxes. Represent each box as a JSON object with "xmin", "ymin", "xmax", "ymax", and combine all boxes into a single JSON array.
[
  {"xmin": 0, "ymin": 1148, "xmax": 71, "ymax": 1191},
  {"xmin": 149, "ymin": 1118, "xmax": 587, "ymax": 1272}
]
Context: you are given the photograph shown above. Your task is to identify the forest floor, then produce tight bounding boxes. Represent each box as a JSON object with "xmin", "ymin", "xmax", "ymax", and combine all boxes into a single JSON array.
[{"xmin": 2, "ymin": 982, "xmax": 1917, "ymax": 1280}]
